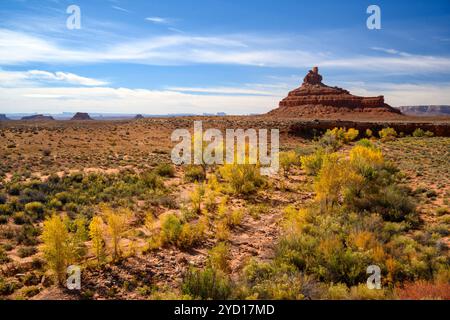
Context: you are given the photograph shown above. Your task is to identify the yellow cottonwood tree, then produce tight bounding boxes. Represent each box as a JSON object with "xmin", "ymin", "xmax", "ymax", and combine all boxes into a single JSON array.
[
  {"xmin": 41, "ymin": 215, "xmax": 73, "ymax": 285},
  {"xmin": 89, "ymin": 216, "xmax": 106, "ymax": 265},
  {"xmin": 104, "ymin": 208, "xmax": 130, "ymax": 261}
]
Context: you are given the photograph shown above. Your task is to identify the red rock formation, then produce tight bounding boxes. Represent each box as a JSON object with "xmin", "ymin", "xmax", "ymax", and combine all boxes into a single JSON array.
[{"xmin": 268, "ymin": 67, "xmax": 402, "ymax": 117}]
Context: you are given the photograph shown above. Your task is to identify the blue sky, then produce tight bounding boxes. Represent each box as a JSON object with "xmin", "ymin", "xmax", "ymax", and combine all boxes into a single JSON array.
[{"xmin": 1, "ymin": 0, "xmax": 450, "ymax": 114}]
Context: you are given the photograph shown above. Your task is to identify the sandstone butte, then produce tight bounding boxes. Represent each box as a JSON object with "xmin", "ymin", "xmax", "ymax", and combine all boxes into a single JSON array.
[
  {"xmin": 267, "ymin": 67, "xmax": 402, "ymax": 118},
  {"xmin": 71, "ymin": 112, "xmax": 93, "ymax": 120}
]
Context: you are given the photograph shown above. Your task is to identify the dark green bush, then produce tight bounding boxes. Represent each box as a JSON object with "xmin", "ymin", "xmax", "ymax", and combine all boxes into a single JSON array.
[
  {"xmin": 0, "ymin": 193, "xmax": 6, "ymax": 204},
  {"xmin": 0, "ymin": 215, "xmax": 8, "ymax": 225},
  {"xmin": 0, "ymin": 247, "xmax": 11, "ymax": 264},
  {"xmin": 0, "ymin": 204, "xmax": 12, "ymax": 216},
  {"xmin": 184, "ymin": 165, "xmax": 206, "ymax": 182},
  {"xmin": 154, "ymin": 163, "xmax": 175, "ymax": 177},
  {"xmin": 141, "ymin": 171, "xmax": 164, "ymax": 190},
  {"xmin": 19, "ymin": 188, "xmax": 46, "ymax": 204},
  {"xmin": 13, "ymin": 212, "xmax": 29, "ymax": 225},
  {"xmin": 182, "ymin": 267, "xmax": 232, "ymax": 300},
  {"xmin": 18, "ymin": 246, "xmax": 37, "ymax": 258}
]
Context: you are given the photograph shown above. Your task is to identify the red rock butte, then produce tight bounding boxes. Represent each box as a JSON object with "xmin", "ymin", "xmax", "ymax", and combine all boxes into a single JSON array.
[{"xmin": 268, "ymin": 67, "xmax": 402, "ymax": 117}]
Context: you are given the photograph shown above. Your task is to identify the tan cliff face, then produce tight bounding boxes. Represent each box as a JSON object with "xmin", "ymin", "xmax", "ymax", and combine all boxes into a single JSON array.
[{"xmin": 268, "ymin": 67, "xmax": 402, "ymax": 117}]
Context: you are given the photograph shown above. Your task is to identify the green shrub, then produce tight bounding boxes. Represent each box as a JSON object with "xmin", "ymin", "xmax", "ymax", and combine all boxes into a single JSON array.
[
  {"xmin": 54, "ymin": 192, "xmax": 71, "ymax": 204},
  {"xmin": 355, "ymin": 138, "xmax": 375, "ymax": 149},
  {"xmin": 0, "ymin": 193, "xmax": 6, "ymax": 204},
  {"xmin": 0, "ymin": 215, "xmax": 8, "ymax": 225},
  {"xmin": 320, "ymin": 128, "xmax": 359, "ymax": 151},
  {"xmin": 300, "ymin": 149, "xmax": 325, "ymax": 176},
  {"xmin": 182, "ymin": 267, "xmax": 232, "ymax": 300},
  {"xmin": 8, "ymin": 184, "xmax": 21, "ymax": 196},
  {"xmin": 0, "ymin": 247, "xmax": 11, "ymax": 263},
  {"xmin": 184, "ymin": 165, "xmax": 206, "ymax": 183},
  {"xmin": 24, "ymin": 202, "xmax": 45, "ymax": 218},
  {"xmin": 378, "ymin": 127, "xmax": 397, "ymax": 141},
  {"xmin": 19, "ymin": 188, "xmax": 46, "ymax": 204},
  {"xmin": 48, "ymin": 198, "xmax": 63, "ymax": 210},
  {"xmin": 219, "ymin": 164, "xmax": 265, "ymax": 195},
  {"xmin": 0, "ymin": 277, "xmax": 18, "ymax": 295},
  {"xmin": 154, "ymin": 163, "xmax": 175, "ymax": 177},
  {"xmin": 141, "ymin": 171, "xmax": 164, "ymax": 190},
  {"xmin": 160, "ymin": 213, "xmax": 183, "ymax": 245},
  {"xmin": 207, "ymin": 242, "xmax": 230, "ymax": 273},
  {"xmin": 279, "ymin": 151, "xmax": 300, "ymax": 175},
  {"xmin": 412, "ymin": 128, "xmax": 426, "ymax": 137},
  {"xmin": 0, "ymin": 204, "xmax": 12, "ymax": 216},
  {"xmin": 18, "ymin": 246, "xmax": 37, "ymax": 258},
  {"xmin": 327, "ymin": 283, "xmax": 350, "ymax": 299},
  {"xmin": 21, "ymin": 285, "xmax": 40, "ymax": 298},
  {"xmin": 13, "ymin": 212, "xmax": 29, "ymax": 225},
  {"xmin": 412, "ymin": 128, "xmax": 434, "ymax": 138},
  {"xmin": 436, "ymin": 207, "xmax": 449, "ymax": 216},
  {"xmin": 349, "ymin": 284, "xmax": 388, "ymax": 300}
]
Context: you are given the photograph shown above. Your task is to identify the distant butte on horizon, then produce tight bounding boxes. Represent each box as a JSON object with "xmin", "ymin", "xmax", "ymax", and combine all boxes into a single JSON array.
[{"xmin": 267, "ymin": 67, "xmax": 403, "ymax": 118}]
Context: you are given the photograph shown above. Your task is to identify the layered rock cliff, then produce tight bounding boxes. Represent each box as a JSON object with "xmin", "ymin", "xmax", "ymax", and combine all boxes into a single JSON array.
[{"xmin": 268, "ymin": 67, "xmax": 402, "ymax": 118}]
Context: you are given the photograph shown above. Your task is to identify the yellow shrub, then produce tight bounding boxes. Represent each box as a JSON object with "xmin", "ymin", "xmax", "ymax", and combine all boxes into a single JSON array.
[
  {"xmin": 327, "ymin": 283, "xmax": 350, "ymax": 300},
  {"xmin": 325, "ymin": 127, "xmax": 359, "ymax": 144},
  {"xmin": 208, "ymin": 242, "xmax": 230, "ymax": 273},
  {"xmin": 216, "ymin": 220, "xmax": 230, "ymax": 241},
  {"xmin": 378, "ymin": 127, "xmax": 397, "ymax": 141},
  {"xmin": 219, "ymin": 163, "xmax": 265, "ymax": 195},
  {"xmin": 189, "ymin": 183, "xmax": 205, "ymax": 214},
  {"xmin": 372, "ymin": 244, "xmax": 386, "ymax": 263},
  {"xmin": 344, "ymin": 128, "xmax": 359, "ymax": 142},
  {"xmin": 348, "ymin": 231, "xmax": 377, "ymax": 251},
  {"xmin": 349, "ymin": 145, "xmax": 384, "ymax": 173},
  {"xmin": 300, "ymin": 148, "xmax": 325, "ymax": 176},
  {"xmin": 318, "ymin": 237, "xmax": 343, "ymax": 257},
  {"xmin": 349, "ymin": 284, "xmax": 387, "ymax": 300},
  {"xmin": 227, "ymin": 209, "xmax": 244, "ymax": 227},
  {"xmin": 282, "ymin": 206, "xmax": 310, "ymax": 235},
  {"xmin": 314, "ymin": 153, "xmax": 363, "ymax": 208},
  {"xmin": 279, "ymin": 151, "xmax": 300, "ymax": 175}
]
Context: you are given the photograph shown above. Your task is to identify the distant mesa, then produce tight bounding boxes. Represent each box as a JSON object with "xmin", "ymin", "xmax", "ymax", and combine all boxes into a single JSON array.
[
  {"xmin": 135, "ymin": 114, "xmax": 145, "ymax": 119},
  {"xmin": 399, "ymin": 105, "xmax": 450, "ymax": 117},
  {"xmin": 21, "ymin": 114, "xmax": 55, "ymax": 121},
  {"xmin": 71, "ymin": 112, "xmax": 93, "ymax": 120},
  {"xmin": 267, "ymin": 67, "xmax": 402, "ymax": 118},
  {"xmin": 0, "ymin": 114, "xmax": 10, "ymax": 121}
]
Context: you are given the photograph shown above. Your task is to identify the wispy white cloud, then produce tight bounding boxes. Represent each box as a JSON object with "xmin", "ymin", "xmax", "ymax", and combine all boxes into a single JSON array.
[
  {"xmin": 112, "ymin": 5, "xmax": 131, "ymax": 13},
  {"xmin": 167, "ymin": 86, "xmax": 279, "ymax": 96},
  {"xmin": 0, "ymin": 69, "xmax": 109, "ymax": 87},
  {"xmin": 371, "ymin": 47, "xmax": 412, "ymax": 57},
  {"xmin": 145, "ymin": 17, "xmax": 172, "ymax": 25},
  {"xmin": 1, "ymin": 28, "xmax": 450, "ymax": 74}
]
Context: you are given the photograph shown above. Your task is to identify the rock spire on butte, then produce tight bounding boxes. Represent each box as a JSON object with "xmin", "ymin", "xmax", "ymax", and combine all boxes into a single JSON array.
[{"xmin": 267, "ymin": 67, "xmax": 402, "ymax": 118}]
